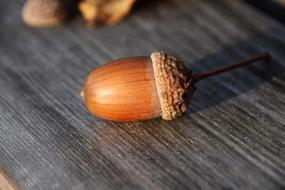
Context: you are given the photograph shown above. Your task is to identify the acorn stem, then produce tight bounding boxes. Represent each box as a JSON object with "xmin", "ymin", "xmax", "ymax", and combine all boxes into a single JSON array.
[{"xmin": 192, "ymin": 52, "xmax": 271, "ymax": 82}]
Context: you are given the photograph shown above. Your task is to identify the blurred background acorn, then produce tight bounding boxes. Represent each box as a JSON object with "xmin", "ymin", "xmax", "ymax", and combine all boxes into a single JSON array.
[{"xmin": 79, "ymin": 0, "xmax": 137, "ymax": 27}]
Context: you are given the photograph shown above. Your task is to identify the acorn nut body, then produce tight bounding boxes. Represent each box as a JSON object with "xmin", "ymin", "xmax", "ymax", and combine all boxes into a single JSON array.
[{"xmin": 82, "ymin": 52, "xmax": 195, "ymax": 121}]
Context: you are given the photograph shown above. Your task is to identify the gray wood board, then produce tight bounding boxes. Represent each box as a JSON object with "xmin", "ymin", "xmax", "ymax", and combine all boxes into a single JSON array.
[{"xmin": 0, "ymin": 0, "xmax": 285, "ymax": 190}]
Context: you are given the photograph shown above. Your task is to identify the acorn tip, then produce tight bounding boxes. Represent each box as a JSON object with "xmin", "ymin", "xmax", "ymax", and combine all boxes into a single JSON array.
[{"xmin": 80, "ymin": 91, "xmax": 84, "ymax": 99}]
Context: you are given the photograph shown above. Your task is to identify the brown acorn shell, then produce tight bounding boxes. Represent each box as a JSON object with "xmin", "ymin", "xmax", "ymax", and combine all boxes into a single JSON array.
[{"xmin": 82, "ymin": 57, "xmax": 162, "ymax": 121}]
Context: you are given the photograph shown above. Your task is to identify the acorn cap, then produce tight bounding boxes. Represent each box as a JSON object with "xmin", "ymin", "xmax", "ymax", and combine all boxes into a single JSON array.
[
  {"xmin": 22, "ymin": 0, "xmax": 66, "ymax": 28},
  {"xmin": 151, "ymin": 51, "xmax": 196, "ymax": 120}
]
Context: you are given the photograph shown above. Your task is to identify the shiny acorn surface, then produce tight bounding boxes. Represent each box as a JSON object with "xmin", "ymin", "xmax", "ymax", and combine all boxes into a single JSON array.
[{"xmin": 82, "ymin": 57, "xmax": 161, "ymax": 121}]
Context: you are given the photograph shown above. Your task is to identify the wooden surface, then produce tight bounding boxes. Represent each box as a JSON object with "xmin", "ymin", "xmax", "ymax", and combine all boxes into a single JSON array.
[
  {"xmin": 246, "ymin": 0, "xmax": 285, "ymax": 24},
  {"xmin": 0, "ymin": 0, "xmax": 285, "ymax": 190}
]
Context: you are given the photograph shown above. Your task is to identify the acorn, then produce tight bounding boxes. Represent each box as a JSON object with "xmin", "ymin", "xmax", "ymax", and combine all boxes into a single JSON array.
[
  {"xmin": 22, "ymin": 0, "xmax": 67, "ymax": 28},
  {"xmin": 81, "ymin": 51, "xmax": 270, "ymax": 122}
]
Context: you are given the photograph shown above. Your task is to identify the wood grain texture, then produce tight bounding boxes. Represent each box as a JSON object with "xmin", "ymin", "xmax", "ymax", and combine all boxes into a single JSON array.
[{"xmin": 0, "ymin": 0, "xmax": 285, "ymax": 190}]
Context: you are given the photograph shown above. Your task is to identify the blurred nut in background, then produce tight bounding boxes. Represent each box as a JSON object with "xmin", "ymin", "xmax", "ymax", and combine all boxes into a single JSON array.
[
  {"xmin": 22, "ymin": 0, "xmax": 67, "ymax": 27},
  {"xmin": 79, "ymin": 0, "xmax": 137, "ymax": 27}
]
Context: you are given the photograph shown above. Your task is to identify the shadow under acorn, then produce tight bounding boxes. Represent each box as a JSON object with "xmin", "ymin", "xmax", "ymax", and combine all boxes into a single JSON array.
[{"xmin": 181, "ymin": 29, "xmax": 285, "ymax": 116}]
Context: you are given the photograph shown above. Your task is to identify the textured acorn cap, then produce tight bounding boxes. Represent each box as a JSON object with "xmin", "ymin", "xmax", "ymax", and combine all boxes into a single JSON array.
[
  {"xmin": 22, "ymin": 0, "xmax": 66, "ymax": 28},
  {"xmin": 151, "ymin": 51, "xmax": 196, "ymax": 120}
]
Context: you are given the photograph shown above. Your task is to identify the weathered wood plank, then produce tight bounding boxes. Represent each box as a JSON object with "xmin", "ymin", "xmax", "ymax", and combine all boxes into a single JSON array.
[{"xmin": 0, "ymin": 0, "xmax": 284, "ymax": 190}]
